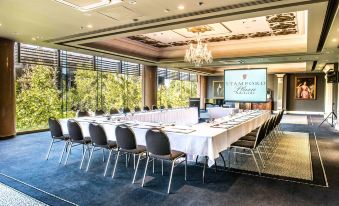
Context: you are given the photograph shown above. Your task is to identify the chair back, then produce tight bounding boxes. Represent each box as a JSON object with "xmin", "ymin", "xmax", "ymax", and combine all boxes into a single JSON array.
[
  {"xmin": 77, "ymin": 111, "xmax": 90, "ymax": 117},
  {"xmin": 110, "ymin": 108, "xmax": 119, "ymax": 114},
  {"xmin": 134, "ymin": 106, "xmax": 141, "ymax": 112},
  {"xmin": 143, "ymin": 106, "xmax": 150, "ymax": 111},
  {"xmin": 67, "ymin": 119, "xmax": 84, "ymax": 141},
  {"xmin": 253, "ymin": 120, "xmax": 269, "ymax": 148},
  {"xmin": 152, "ymin": 105, "xmax": 158, "ymax": 110},
  {"xmin": 167, "ymin": 105, "xmax": 172, "ymax": 109},
  {"xmin": 115, "ymin": 124, "xmax": 137, "ymax": 150},
  {"xmin": 89, "ymin": 123, "xmax": 108, "ymax": 146},
  {"xmin": 145, "ymin": 129, "xmax": 171, "ymax": 156},
  {"xmin": 95, "ymin": 110, "xmax": 105, "ymax": 116},
  {"xmin": 48, "ymin": 117, "xmax": 63, "ymax": 138},
  {"xmin": 123, "ymin": 107, "xmax": 131, "ymax": 113},
  {"xmin": 160, "ymin": 105, "xmax": 165, "ymax": 109}
]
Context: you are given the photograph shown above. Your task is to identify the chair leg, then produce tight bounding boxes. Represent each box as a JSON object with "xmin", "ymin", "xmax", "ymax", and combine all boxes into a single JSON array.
[
  {"xmin": 112, "ymin": 151, "xmax": 120, "ymax": 178},
  {"xmin": 185, "ymin": 156, "xmax": 187, "ymax": 181},
  {"xmin": 141, "ymin": 156, "xmax": 150, "ymax": 187},
  {"xmin": 132, "ymin": 154, "xmax": 141, "ymax": 184},
  {"xmin": 125, "ymin": 153, "xmax": 128, "ymax": 168},
  {"xmin": 85, "ymin": 146, "xmax": 95, "ymax": 172},
  {"xmin": 102, "ymin": 149, "xmax": 105, "ymax": 162},
  {"xmin": 202, "ymin": 156, "xmax": 208, "ymax": 183},
  {"xmin": 161, "ymin": 160, "xmax": 164, "ymax": 176},
  {"xmin": 80, "ymin": 145, "xmax": 88, "ymax": 169},
  {"xmin": 251, "ymin": 150, "xmax": 261, "ymax": 175},
  {"xmin": 104, "ymin": 150, "xmax": 113, "ymax": 176},
  {"xmin": 152, "ymin": 158, "xmax": 155, "ymax": 174},
  {"xmin": 59, "ymin": 141, "xmax": 68, "ymax": 164},
  {"xmin": 219, "ymin": 152, "xmax": 226, "ymax": 170},
  {"xmin": 133, "ymin": 154, "xmax": 136, "ymax": 170},
  {"xmin": 256, "ymin": 148, "xmax": 266, "ymax": 168},
  {"xmin": 167, "ymin": 161, "xmax": 175, "ymax": 194},
  {"xmin": 45, "ymin": 139, "xmax": 55, "ymax": 160},
  {"xmin": 228, "ymin": 148, "xmax": 231, "ymax": 170},
  {"xmin": 64, "ymin": 142, "xmax": 73, "ymax": 165}
]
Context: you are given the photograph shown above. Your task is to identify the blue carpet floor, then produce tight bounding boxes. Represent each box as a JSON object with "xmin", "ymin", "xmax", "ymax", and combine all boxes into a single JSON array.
[{"xmin": 0, "ymin": 115, "xmax": 339, "ymax": 205}]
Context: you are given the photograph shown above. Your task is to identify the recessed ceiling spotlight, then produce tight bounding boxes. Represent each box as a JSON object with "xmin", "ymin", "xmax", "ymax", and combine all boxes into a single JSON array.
[
  {"xmin": 198, "ymin": 2, "xmax": 204, "ymax": 6},
  {"xmin": 0, "ymin": 23, "xmax": 2, "ymax": 27},
  {"xmin": 129, "ymin": 0, "xmax": 137, "ymax": 4},
  {"xmin": 332, "ymin": 38, "xmax": 337, "ymax": 42},
  {"xmin": 84, "ymin": 13, "xmax": 92, "ymax": 16},
  {"xmin": 86, "ymin": 24, "xmax": 93, "ymax": 29},
  {"xmin": 32, "ymin": 37, "xmax": 37, "ymax": 41},
  {"xmin": 133, "ymin": 18, "xmax": 138, "ymax": 22},
  {"xmin": 80, "ymin": 26, "xmax": 84, "ymax": 30},
  {"xmin": 164, "ymin": 8, "xmax": 170, "ymax": 12},
  {"xmin": 177, "ymin": 5, "xmax": 185, "ymax": 10}
]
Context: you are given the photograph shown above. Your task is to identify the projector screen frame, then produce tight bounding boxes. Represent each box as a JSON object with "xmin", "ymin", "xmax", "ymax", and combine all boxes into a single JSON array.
[{"xmin": 223, "ymin": 68, "xmax": 268, "ymax": 103}]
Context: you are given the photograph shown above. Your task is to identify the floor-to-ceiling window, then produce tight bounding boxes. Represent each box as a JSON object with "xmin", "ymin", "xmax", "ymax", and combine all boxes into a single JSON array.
[
  {"xmin": 15, "ymin": 44, "xmax": 62, "ymax": 132},
  {"xmin": 15, "ymin": 44, "xmax": 142, "ymax": 132},
  {"xmin": 157, "ymin": 68, "xmax": 198, "ymax": 108}
]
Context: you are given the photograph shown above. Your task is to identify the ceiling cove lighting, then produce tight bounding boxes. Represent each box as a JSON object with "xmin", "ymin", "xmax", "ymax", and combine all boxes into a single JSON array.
[
  {"xmin": 54, "ymin": 0, "xmax": 122, "ymax": 12},
  {"xmin": 184, "ymin": 26, "xmax": 213, "ymax": 67}
]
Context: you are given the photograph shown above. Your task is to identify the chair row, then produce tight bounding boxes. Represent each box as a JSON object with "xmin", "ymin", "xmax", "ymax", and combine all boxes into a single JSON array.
[
  {"xmin": 226, "ymin": 110, "xmax": 285, "ymax": 174},
  {"xmin": 78, "ymin": 105, "xmax": 174, "ymax": 117},
  {"xmin": 46, "ymin": 117, "xmax": 186, "ymax": 194}
]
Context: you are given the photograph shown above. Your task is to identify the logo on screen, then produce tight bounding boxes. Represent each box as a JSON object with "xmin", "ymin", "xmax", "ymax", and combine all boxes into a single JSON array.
[{"xmin": 242, "ymin": 74, "xmax": 247, "ymax": 80}]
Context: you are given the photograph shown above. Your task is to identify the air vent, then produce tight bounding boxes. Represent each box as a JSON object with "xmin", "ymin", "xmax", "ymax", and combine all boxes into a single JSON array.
[
  {"xmin": 99, "ymin": 6, "xmax": 142, "ymax": 21},
  {"xmin": 54, "ymin": 0, "xmax": 122, "ymax": 12}
]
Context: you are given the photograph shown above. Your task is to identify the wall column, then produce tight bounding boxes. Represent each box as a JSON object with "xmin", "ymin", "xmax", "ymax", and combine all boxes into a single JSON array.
[
  {"xmin": 275, "ymin": 74, "xmax": 285, "ymax": 111},
  {"xmin": 0, "ymin": 38, "xmax": 16, "ymax": 138},
  {"xmin": 198, "ymin": 75, "xmax": 207, "ymax": 109},
  {"xmin": 142, "ymin": 65, "xmax": 157, "ymax": 108}
]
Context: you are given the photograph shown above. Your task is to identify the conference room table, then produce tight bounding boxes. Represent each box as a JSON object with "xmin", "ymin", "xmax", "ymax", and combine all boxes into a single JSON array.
[
  {"xmin": 206, "ymin": 107, "xmax": 240, "ymax": 119},
  {"xmin": 59, "ymin": 109, "xmax": 271, "ymax": 167}
]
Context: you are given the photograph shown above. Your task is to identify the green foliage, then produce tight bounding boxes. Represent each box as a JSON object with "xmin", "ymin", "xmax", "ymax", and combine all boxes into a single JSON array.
[
  {"xmin": 16, "ymin": 65, "xmax": 62, "ymax": 131},
  {"xmin": 67, "ymin": 69, "xmax": 142, "ymax": 113},
  {"xmin": 157, "ymin": 80, "xmax": 197, "ymax": 108}
]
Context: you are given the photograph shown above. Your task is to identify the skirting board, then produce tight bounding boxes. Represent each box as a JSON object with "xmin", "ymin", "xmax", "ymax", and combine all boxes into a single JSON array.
[{"xmin": 273, "ymin": 110, "xmax": 324, "ymax": 115}]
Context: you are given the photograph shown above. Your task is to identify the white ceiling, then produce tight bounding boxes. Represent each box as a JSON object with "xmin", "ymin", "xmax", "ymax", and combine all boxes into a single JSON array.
[{"xmin": 0, "ymin": 0, "xmax": 336, "ymax": 75}]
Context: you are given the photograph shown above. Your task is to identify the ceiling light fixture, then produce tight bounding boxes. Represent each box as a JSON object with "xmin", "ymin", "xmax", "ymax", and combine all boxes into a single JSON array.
[
  {"xmin": 177, "ymin": 5, "xmax": 185, "ymax": 10},
  {"xmin": 332, "ymin": 38, "xmax": 337, "ymax": 42},
  {"xmin": 164, "ymin": 8, "xmax": 170, "ymax": 12},
  {"xmin": 184, "ymin": 26, "xmax": 213, "ymax": 67},
  {"xmin": 0, "ymin": 23, "xmax": 2, "ymax": 27},
  {"xmin": 87, "ymin": 24, "xmax": 93, "ymax": 29},
  {"xmin": 54, "ymin": 0, "xmax": 122, "ymax": 12},
  {"xmin": 128, "ymin": 0, "xmax": 137, "ymax": 4},
  {"xmin": 32, "ymin": 37, "xmax": 37, "ymax": 41}
]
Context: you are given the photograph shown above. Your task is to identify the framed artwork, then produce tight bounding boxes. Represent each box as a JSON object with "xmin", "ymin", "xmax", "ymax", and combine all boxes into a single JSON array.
[
  {"xmin": 213, "ymin": 81, "xmax": 224, "ymax": 98},
  {"xmin": 295, "ymin": 76, "xmax": 317, "ymax": 100}
]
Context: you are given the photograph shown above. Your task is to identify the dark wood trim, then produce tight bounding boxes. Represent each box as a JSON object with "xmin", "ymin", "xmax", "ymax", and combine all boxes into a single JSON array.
[
  {"xmin": 317, "ymin": 0, "xmax": 339, "ymax": 52},
  {"xmin": 0, "ymin": 135, "xmax": 16, "ymax": 140},
  {"xmin": 312, "ymin": 61, "xmax": 318, "ymax": 71}
]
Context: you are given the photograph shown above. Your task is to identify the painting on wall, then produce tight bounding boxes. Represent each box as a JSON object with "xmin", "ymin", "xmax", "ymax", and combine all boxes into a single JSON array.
[
  {"xmin": 295, "ymin": 76, "xmax": 317, "ymax": 100},
  {"xmin": 213, "ymin": 81, "xmax": 224, "ymax": 98}
]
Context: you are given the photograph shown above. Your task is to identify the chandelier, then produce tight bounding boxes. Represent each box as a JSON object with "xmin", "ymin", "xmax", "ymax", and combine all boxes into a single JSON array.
[{"xmin": 184, "ymin": 26, "xmax": 213, "ymax": 67}]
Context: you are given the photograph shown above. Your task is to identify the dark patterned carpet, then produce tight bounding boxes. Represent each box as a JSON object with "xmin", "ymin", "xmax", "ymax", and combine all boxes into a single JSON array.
[{"xmin": 0, "ymin": 115, "xmax": 338, "ymax": 205}]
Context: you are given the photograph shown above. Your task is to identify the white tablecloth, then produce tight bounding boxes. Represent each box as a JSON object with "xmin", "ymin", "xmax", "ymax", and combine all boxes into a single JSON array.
[
  {"xmin": 59, "ymin": 110, "xmax": 271, "ymax": 167},
  {"xmin": 207, "ymin": 107, "xmax": 239, "ymax": 119},
  {"xmin": 124, "ymin": 107, "xmax": 198, "ymax": 125}
]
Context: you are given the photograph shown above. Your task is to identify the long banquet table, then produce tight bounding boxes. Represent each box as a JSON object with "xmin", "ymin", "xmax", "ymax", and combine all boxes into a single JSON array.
[
  {"xmin": 59, "ymin": 110, "xmax": 271, "ymax": 167},
  {"xmin": 206, "ymin": 107, "xmax": 239, "ymax": 119}
]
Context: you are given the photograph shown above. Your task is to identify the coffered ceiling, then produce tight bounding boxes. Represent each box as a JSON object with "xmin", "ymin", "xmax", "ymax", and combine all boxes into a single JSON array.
[{"xmin": 0, "ymin": 0, "xmax": 337, "ymax": 75}]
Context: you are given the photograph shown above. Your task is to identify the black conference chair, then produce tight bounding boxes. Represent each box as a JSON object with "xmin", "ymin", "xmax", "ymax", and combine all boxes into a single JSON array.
[
  {"xmin": 112, "ymin": 125, "xmax": 147, "ymax": 183},
  {"xmin": 160, "ymin": 105, "xmax": 165, "ymax": 109},
  {"xmin": 123, "ymin": 107, "xmax": 131, "ymax": 114},
  {"xmin": 152, "ymin": 105, "xmax": 158, "ymax": 110},
  {"xmin": 63, "ymin": 119, "xmax": 92, "ymax": 166},
  {"xmin": 46, "ymin": 117, "xmax": 69, "ymax": 160},
  {"xmin": 228, "ymin": 122, "xmax": 267, "ymax": 174},
  {"xmin": 95, "ymin": 109, "xmax": 105, "ymax": 116},
  {"xmin": 143, "ymin": 106, "xmax": 150, "ymax": 111},
  {"xmin": 77, "ymin": 110, "xmax": 90, "ymax": 117},
  {"xmin": 87, "ymin": 123, "xmax": 117, "ymax": 176},
  {"xmin": 142, "ymin": 129, "xmax": 187, "ymax": 194},
  {"xmin": 134, "ymin": 106, "xmax": 141, "ymax": 112},
  {"xmin": 110, "ymin": 108, "xmax": 120, "ymax": 115}
]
